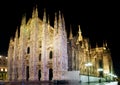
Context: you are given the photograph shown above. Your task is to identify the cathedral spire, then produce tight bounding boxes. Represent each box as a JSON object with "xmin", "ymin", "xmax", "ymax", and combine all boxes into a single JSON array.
[
  {"xmin": 9, "ymin": 37, "xmax": 14, "ymax": 46},
  {"xmin": 62, "ymin": 13, "xmax": 67, "ymax": 38},
  {"xmin": 47, "ymin": 15, "xmax": 50, "ymax": 31},
  {"xmin": 59, "ymin": 11, "xmax": 61, "ymax": 21},
  {"xmin": 69, "ymin": 25, "xmax": 73, "ymax": 40},
  {"xmin": 32, "ymin": 7, "xmax": 35, "ymax": 18},
  {"xmin": 54, "ymin": 12, "xmax": 58, "ymax": 34},
  {"xmin": 43, "ymin": 8, "xmax": 46, "ymax": 23},
  {"xmin": 62, "ymin": 13, "xmax": 65, "ymax": 31},
  {"xmin": 32, "ymin": 5, "xmax": 38, "ymax": 18},
  {"xmin": 78, "ymin": 25, "xmax": 83, "ymax": 41},
  {"xmin": 47, "ymin": 15, "xmax": 50, "ymax": 25},
  {"xmin": 103, "ymin": 40, "xmax": 107, "ymax": 47},
  {"xmin": 20, "ymin": 14, "xmax": 26, "ymax": 38},
  {"xmin": 35, "ymin": 5, "xmax": 38, "ymax": 17},
  {"xmin": 89, "ymin": 44, "xmax": 91, "ymax": 54},
  {"xmin": 21, "ymin": 14, "xmax": 26, "ymax": 25},
  {"xmin": 103, "ymin": 40, "xmax": 107, "ymax": 50},
  {"xmin": 96, "ymin": 43, "xmax": 98, "ymax": 51},
  {"xmin": 96, "ymin": 43, "xmax": 98, "ymax": 48},
  {"xmin": 58, "ymin": 11, "xmax": 62, "ymax": 32}
]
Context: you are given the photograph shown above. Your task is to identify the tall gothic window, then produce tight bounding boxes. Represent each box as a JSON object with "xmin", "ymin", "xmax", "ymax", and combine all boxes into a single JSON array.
[
  {"xmin": 39, "ymin": 53, "xmax": 41, "ymax": 61},
  {"xmin": 49, "ymin": 51, "xmax": 52, "ymax": 59},
  {"xmin": 27, "ymin": 47, "xmax": 30, "ymax": 54}
]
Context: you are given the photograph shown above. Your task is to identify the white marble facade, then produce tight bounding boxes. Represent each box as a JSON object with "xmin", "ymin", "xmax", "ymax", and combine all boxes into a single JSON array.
[{"xmin": 7, "ymin": 7, "xmax": 68, "ymax": 81}]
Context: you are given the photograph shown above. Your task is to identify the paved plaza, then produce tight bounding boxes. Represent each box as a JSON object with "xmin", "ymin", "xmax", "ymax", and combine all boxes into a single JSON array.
[{"xmin": 0, "ymin": 81, "xmax": 118, "ymax": 85}]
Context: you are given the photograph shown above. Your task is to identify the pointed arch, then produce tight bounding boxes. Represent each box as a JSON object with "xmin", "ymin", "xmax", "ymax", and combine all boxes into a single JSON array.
[
  {"xmin": 49, "ymin": 51, "xmax": 53, "ymax": 59},
  {"xmin": 38, "ymin": 69, "xmax": 41, "ymax": 81}
]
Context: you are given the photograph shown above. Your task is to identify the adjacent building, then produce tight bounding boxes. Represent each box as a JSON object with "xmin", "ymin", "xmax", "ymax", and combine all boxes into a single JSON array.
[{"xmin": 0, "ymin": 55, "xmax": 7, "ymax": 80}]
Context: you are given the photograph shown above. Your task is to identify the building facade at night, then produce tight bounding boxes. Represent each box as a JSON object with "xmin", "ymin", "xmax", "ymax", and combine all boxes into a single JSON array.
[
  {"xmin": 68, "ymin": 29, "xmax": 113, "ymax": 80},
  {"xmin": 0, "ymin": 55, "xmax": 7, "ymax": 80},
  {"xmin": 7, "ymin": 7, "xmax": 114, "ymax": 82}
]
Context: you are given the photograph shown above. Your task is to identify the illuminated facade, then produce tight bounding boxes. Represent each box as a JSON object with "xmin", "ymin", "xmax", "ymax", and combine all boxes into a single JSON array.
[
  {"xmin": 0, "ymin": 55, "xmax": 7, "ymax": 80},
  {"xmin": 68, "ymin": 25, "xmax": 113, "ymax": 78},
  {"xmin": 7, "ymin": 7, "xmax": 68, "ymax": 81},
  {"xmin": 7, "ymin": 6, "xmax": 113, "ymax": 81}
]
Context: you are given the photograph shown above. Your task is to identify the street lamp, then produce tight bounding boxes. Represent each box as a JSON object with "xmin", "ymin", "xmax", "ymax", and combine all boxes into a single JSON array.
[
  {"xmin": 97, "ymin": 68, "xmax": 103, "ymax": 83},
  {"xmin": 104, "ymin": 70, "xmax": 109, "ymax": 82},
  {"xmin": 85, "ymin": 62, "xmax": 92, "ymax": 84}
]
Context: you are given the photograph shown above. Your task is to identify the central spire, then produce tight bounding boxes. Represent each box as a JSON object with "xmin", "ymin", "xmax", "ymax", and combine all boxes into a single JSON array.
[{"xmin": 32, "ymin": 5, "xmax": 38, "ymax": 18}]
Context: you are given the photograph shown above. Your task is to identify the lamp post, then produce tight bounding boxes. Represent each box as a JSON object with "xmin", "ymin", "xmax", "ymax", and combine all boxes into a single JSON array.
[
  {"xmin": 104, "ymin": 70, "xmax": 109, "ymax": 82},
  {"xmin": 97, "ymin": 68, "xmax": 103, "ymax": 83},
  {"xmin": 85, "ymin": 62, "xmax": 92, "ymax": 84}
]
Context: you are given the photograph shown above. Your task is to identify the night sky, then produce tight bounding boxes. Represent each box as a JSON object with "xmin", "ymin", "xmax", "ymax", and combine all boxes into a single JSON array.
[{"xmin": 0, "ymin": 0, "xmax": 119, "ymax": 77}]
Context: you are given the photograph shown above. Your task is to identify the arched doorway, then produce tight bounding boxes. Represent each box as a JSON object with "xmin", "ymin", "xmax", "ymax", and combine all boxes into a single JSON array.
[
  {"xmin": 38, "ymin": 70, "xmax": 41, "ymax": 81},
  {"xmin": 26, "ymin": 66, "xmax": 29, "ymax": 81},
  {"xmin": 49, "ymin": 68, "xmax": 53, "ymax": 81}
]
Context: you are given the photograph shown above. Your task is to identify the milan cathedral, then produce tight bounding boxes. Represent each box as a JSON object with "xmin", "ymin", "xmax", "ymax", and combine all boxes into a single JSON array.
[{"xmin": 7, "ymin": 6, "xmax": 113, "ymax": 82}]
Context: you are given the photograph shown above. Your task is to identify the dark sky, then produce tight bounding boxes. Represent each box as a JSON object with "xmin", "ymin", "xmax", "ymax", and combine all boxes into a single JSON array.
[{"xmin": 0, "ymin": 0, "xmax": 119, "ymax": 77}]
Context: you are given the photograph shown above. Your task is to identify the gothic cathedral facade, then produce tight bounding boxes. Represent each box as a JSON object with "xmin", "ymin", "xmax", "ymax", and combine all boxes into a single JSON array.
[{"xmin": 7, "ymin": 7, "xmax": 113, "ymax": 81}]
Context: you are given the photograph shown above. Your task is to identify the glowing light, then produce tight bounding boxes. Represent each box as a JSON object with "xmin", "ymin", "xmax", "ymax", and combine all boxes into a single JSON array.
[
  {"xmin": 85, "ymin": 62, "xmax": 92, "ymax": 67},
  {"xmin": 1, "ymin": 68, "xmax": 3, "ymax": 71},
  {"xmin": 97, "ymin": 68, "xmax": 103, "ymax": 72},
  {"xmin": 5, "ymin": 68, "xmax": 7, "ymax": 72},
  {"xmin": 103, "ymin": 47, "xmax": 106, "ymax": 50}
]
